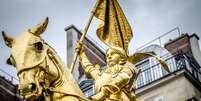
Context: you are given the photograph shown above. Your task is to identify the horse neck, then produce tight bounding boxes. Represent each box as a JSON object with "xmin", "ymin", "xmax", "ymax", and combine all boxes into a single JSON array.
[
  {"xmin": 45, "ymin": 44, "xmax": 78, "ymax": 87},
  {"xmin": 45, "ymin": 43, "xmax": 84, "ymax": 97}
]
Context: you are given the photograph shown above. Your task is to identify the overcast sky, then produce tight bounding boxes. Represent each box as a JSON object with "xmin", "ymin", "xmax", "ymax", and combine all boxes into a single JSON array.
[{"xmin": 0, "ymin": 0, "xmax": 201, "ymax": 80}]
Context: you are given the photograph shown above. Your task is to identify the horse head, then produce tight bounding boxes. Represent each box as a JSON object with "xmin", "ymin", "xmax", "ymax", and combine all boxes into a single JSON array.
[
  {"xmin": 2, "ymin": 17, "xmax": 87, "ymax": 101},
  {"xmin": 2, "ymin": 17, "xmax": 50, "ymax": 100}
]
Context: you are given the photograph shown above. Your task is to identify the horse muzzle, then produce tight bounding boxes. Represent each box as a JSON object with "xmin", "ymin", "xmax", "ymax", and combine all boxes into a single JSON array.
[{"xmin": 19, "ymin": 83, "xmax": 43, "ymax": 100}]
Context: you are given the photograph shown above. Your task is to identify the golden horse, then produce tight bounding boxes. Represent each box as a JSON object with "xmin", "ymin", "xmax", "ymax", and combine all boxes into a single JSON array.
[{"xmin": 2, "ymin": 17, "xmax": 89, "ymax": 101}]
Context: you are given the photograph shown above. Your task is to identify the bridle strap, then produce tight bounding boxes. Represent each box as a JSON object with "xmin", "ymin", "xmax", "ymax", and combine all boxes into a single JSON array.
[
  {"xmin": 17, "ymin": 49, "xmax": 48, "ymax": 76},
  {"xmin": 46, "ymin": 49, "xmax": 63, "ymax": 87}
]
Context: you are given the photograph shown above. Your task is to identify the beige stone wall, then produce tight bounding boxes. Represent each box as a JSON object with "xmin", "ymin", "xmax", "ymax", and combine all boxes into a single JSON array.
[
  {"xmin": 190, "ymin": 35, "xmax": 201, "ymax": 68},
  {"xmin": 137, "ymin": 75, "xmax": 200, "ymax": 101}
]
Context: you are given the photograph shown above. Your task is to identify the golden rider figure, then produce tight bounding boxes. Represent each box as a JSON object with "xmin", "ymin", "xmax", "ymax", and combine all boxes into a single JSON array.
[
  {"xmin": 73, "ymin": 0, "xmax": 170, "ymax": 101},
  {"xmin": 76, "ymin": 44, "xmax": 139, "ymax": 101}
]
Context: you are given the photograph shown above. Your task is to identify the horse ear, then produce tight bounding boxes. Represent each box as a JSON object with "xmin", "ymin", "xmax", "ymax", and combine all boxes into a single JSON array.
[
  {"xmin": 28, "ymin": 17, "xmax": 49, "ymax": 36},
  {"xmin": 6, "ymin": 57, "xmax": 13, "ymax": 66},
  {"xmin": 2, "ymin": 31, "xmax": 14, "ymax": 48}
]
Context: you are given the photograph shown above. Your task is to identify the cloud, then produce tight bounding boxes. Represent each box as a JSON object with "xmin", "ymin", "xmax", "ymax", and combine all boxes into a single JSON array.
[
  {"xmin": 0, "ymin": 0, "xmax": 201, "ymax": 78},
  {"xmin": 126, "ymin": 0, "xmax": 201, "ymax": 52}
]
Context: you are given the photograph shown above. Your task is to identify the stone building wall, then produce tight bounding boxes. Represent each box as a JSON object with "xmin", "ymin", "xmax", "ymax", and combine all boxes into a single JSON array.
[{"xmin": 137, "ymin": 73, "xmax": 201, "ymax": 101}]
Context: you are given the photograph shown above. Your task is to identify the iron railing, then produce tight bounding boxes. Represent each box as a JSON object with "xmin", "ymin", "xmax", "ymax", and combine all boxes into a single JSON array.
[
  {"xmin": 136, "ymin": 54, "xmax": 201, "ymax": 89},
  {"xmin": 0, "ymin": 68, "xmax": 19, "ymax": 85}
]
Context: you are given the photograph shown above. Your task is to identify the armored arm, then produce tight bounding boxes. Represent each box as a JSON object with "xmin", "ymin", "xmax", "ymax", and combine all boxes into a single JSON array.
[{"xmin": 77, "ymin": 43, "xmax": 100, "ymax": 80}]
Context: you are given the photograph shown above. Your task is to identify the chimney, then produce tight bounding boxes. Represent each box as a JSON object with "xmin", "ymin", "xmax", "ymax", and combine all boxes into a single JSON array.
[{"xmin": 164, "ymin": 33, "xmax": 201, "ymax": 67}]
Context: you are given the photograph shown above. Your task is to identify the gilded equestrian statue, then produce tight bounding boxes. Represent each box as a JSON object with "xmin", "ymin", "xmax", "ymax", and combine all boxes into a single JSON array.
[{"xmin": 2, "ymin": 17, "xmax": 89, "ymax": 101}]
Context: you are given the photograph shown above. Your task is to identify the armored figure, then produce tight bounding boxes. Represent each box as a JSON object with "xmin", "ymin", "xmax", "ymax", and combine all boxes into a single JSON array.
[{"xmin": 77, "ymin": 44, "xmax": 139, "ymax": 101}]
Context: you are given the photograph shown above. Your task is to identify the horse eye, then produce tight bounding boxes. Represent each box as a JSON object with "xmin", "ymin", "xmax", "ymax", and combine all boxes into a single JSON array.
[{"xmin": 34, "ymin": 42, "xmax": 43, "ymax": 50}]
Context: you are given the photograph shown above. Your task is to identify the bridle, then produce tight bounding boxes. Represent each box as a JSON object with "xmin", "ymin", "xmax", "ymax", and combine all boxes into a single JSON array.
[{"xmin": 17, "ymin": 45, "xmax": 90, "ymax": 101}]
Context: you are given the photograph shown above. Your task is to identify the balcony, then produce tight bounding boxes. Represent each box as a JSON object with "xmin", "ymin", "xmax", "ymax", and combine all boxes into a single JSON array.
[{"xmin": 135, "ymin": 53, "xmax": 201, "ymax": 90}]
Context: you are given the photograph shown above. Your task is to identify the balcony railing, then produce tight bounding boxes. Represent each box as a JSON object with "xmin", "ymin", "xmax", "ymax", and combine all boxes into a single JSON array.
[
  {"xmin": 136, "ymin": 53, "xmax": 201, "ymax": 89},
  {"xmin": 0, "ymin": 68, "xmax": 19, "ymax": 85}
]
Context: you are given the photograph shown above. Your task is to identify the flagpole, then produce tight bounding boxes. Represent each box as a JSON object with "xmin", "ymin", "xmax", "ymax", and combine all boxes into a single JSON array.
[{"xmin": 70, "ymin": 0, "xmax": 101, "ymax": 73}]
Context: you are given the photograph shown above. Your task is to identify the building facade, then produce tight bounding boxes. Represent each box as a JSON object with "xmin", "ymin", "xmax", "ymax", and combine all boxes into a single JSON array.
[
  {"xmin": 136, "ymin": 34, "xmax": 201, "ymax": 101},
  {"xmin": 0, "ymin": 69, "xmax": 21, "ymax": 101}
]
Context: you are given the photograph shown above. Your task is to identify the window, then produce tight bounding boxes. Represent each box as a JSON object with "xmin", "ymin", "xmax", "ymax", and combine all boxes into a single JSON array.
[
  {"xmin": 136, "ymin": 73, "xmax": 144, "ymax": 87},
  {"xmin": 135, "ymin": 55, "xmax": 176, "ymax": 88},
  {"xmin": 80, "ymin": 80, "xmax": 95, "ymax": 97},
  {"xmin": 84, "ymin": 85, "xmax": 95, "ymax": 97},
  {"xmin": 136, "ymin": 59, "xmax": 151, "ymax": 88}
]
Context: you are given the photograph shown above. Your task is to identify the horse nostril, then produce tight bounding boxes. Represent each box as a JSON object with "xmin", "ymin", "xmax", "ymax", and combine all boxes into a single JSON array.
[
  {"xmin": 28, "ymin": 83, "xmax": 36, "ymax": 91},
  {"xmin": 19, "ymin": 89, "xmax": 23, "ymax": 95}
]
